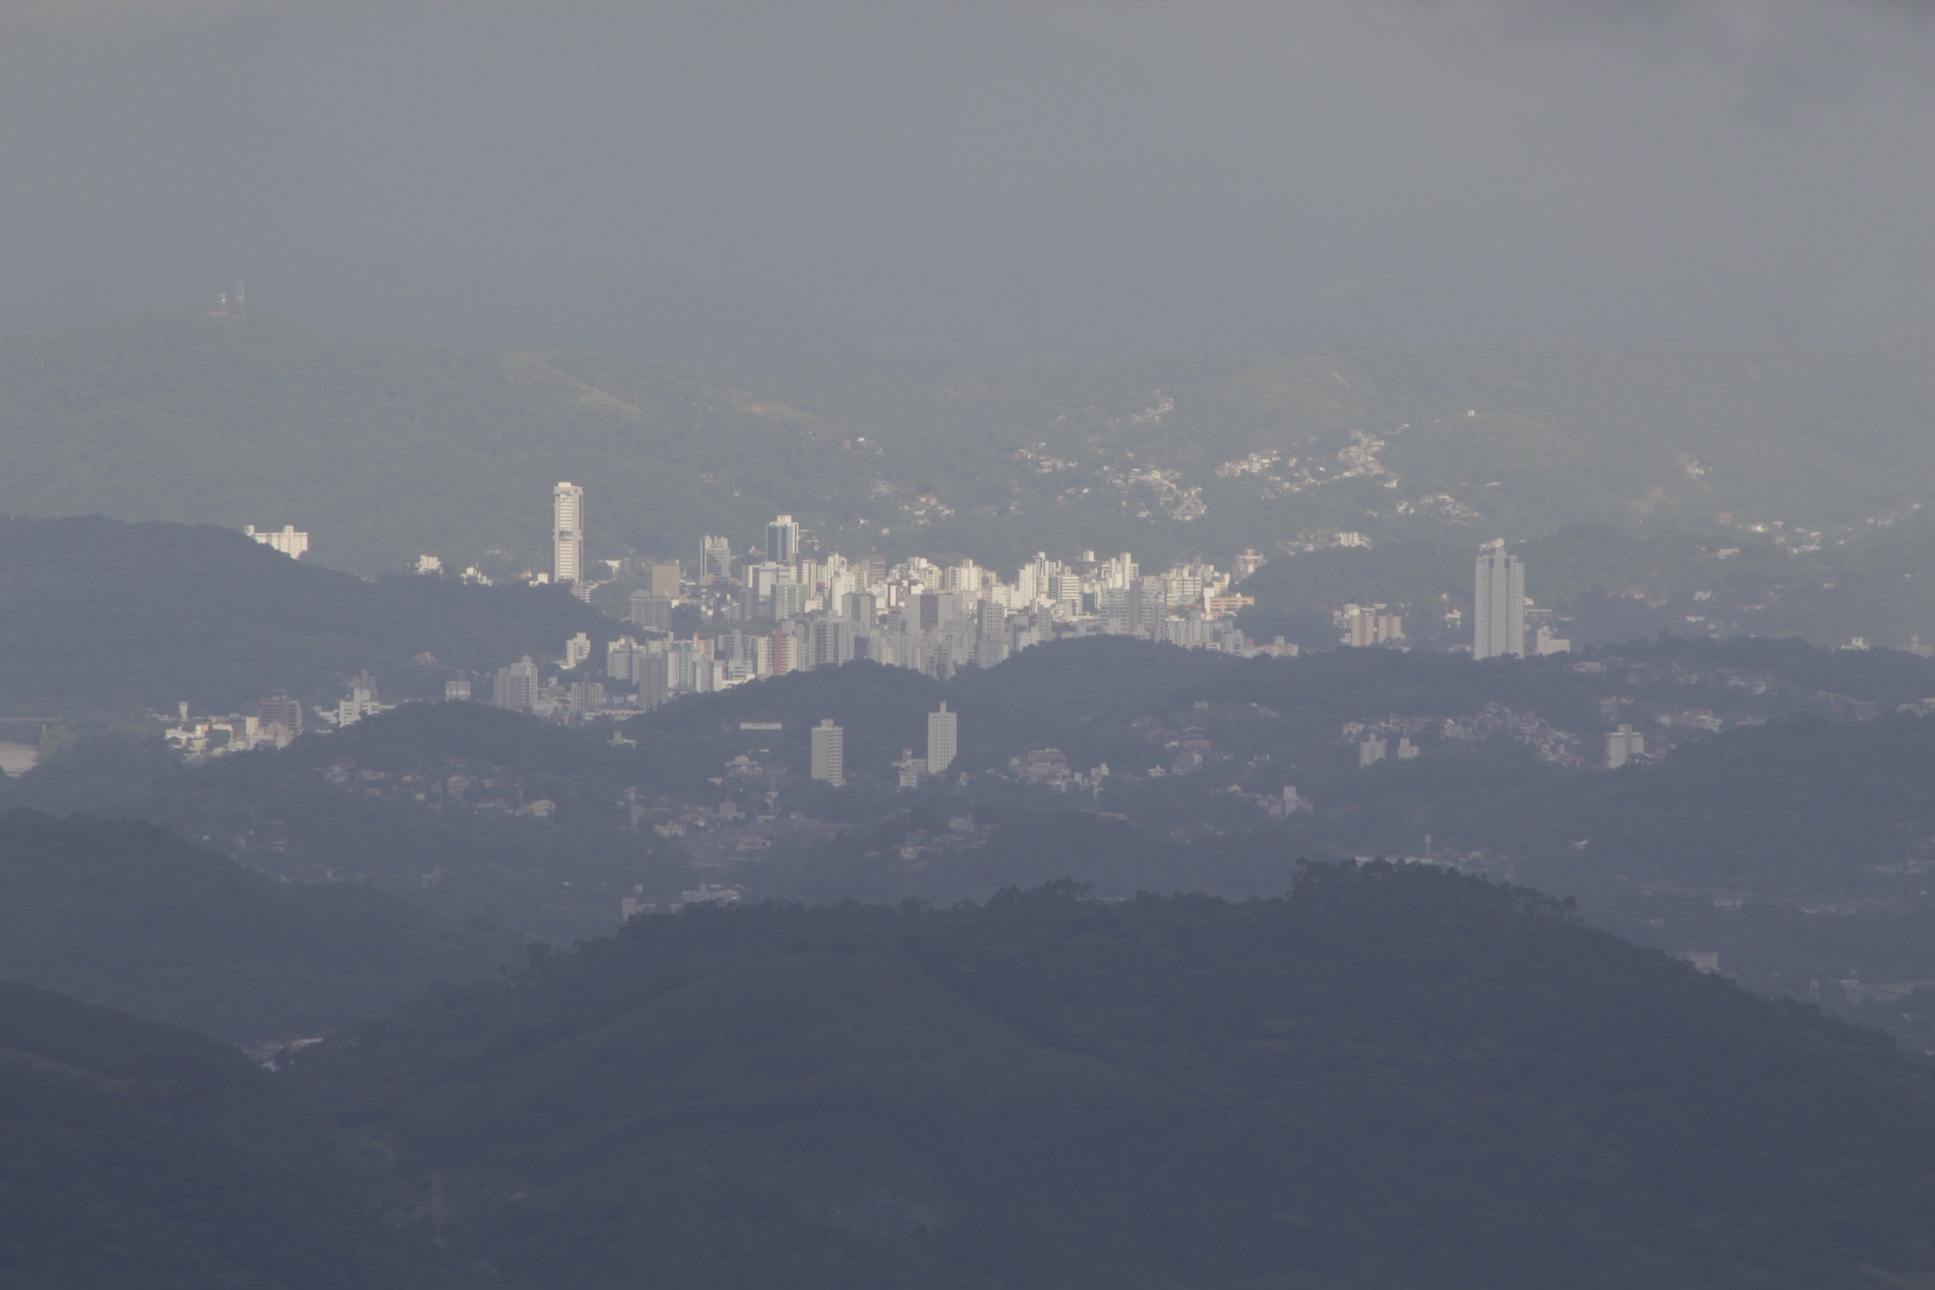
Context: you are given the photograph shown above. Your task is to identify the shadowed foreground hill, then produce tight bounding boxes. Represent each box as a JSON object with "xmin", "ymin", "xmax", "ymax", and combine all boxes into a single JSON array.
[
  {"xmin": 294, "ymin": 864, "xmax": 1935, "ymax": 1290},
  {"xmin": 0, "ymin": 808, "xmax": 522, "ymax": 1040},
  {"xmin": 0, "ymin": 979, "xmax": 449, "ymax": 1290}
]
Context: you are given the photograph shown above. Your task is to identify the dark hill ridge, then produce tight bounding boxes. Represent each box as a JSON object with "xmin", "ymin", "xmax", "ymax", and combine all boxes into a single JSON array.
[
  {"xmin": 291, "ymin": 864, "xmax": 1935, "ymax": 1289},
  {"xmin": 0, "ymin": 807, "xmax": 521, "ymax": 1041},
  {"xmin": 0, "ymin": 978, "xmax": 450, "ymax": 1290},
  {"xmin": 0, "ymin": 513, "xmax": 616, "ymax": 716}
]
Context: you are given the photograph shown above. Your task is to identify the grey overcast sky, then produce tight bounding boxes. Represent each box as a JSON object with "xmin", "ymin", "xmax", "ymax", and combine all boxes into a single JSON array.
[{"xmin": 2, "ymin": 1, "xmax": 1931, "ymax": 367}]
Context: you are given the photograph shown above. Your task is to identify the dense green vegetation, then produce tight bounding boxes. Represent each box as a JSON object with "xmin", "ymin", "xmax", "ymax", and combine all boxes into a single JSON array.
[
  {"xmin": 0, "ymin": 514, "xmax": 617, "ymax": 716},
  {"xmin": 0, "ymin": 808, "xmax": 522, "ymax": 1040},
  {"xmin": 291, "ymin": 864, "xmax": 1935, "ymax": 1289},
  {"xmin": 0, "ymin": 979, "xmax": 452, "ymax": 1289}
]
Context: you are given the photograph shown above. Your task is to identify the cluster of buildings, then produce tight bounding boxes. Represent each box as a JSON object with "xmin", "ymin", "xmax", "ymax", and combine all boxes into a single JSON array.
[
  {"xmin": 546, "ymin": 486, "xmax": 1297, "ymax": 704},
  {"xmin": 803, "ymin": 701, "xmax": 957, "ymax": 790},
  {"xmin": 161, "ymin": 672, "xmax": 392, "ymax": 760},
  {"xmin": 501, "ymin": 481, "xmax": 1587, "ymax": 709},
  {"xmin": 245, "ymin": 524, "xmax": 309, "ymax": 559}
]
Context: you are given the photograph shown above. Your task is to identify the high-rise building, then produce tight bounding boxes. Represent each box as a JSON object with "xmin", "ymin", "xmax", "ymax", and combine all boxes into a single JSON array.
[
  {"xmin": 257, "ymin": 689, "xmax": 303, "ymax": 733},
  {"xmin": 1606, "ymin": 724, "xmax": 1646, "ymax": 770},
  {"xmin": 647, "ymin": 561, "xmax": 681, "ymax": 598},
  {"xmin": 773, "ymin": 580, "xmax": 811, "ymax": 620},
  {"xmin": 492, "ymin": 656, "xmax": 540, "ymax": 711},
  {"xmin": 553, "ymin": 482, "xmax": 585, "ymax": 584},
  {"xmin": 843, "ymin": 591, "xmax": 877, "ymax": 634},
  {"xmin": 807, "ymin": 618, "xmax": 853, "ymax": 669},
  {"xmin": 766, "ymin": 514, "xmax": 800, "ymax": 566},
  {"xmin": 700, "ymin": 536, "xmax": 733, "ymax": 584},
  {"xmin": 1472, "ymin": 540, "xmax": 1525, "ymax": 660},
  {"xmin": 810, "ymin": 718, "xmax": 845, "ymax": 787},
  {"xmin": 926, "ymin": 701, "xmax": 957, "ymax": 775},
  {"xmin": 629, "ymin": 593, "xmax": 673, "ymax": 632}
]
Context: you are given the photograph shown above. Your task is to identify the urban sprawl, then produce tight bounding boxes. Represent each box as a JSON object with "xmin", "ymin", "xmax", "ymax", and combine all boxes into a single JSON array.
[{"xmin": 169, "ymin": 482, "xmax": 1574, "ymax": 772}]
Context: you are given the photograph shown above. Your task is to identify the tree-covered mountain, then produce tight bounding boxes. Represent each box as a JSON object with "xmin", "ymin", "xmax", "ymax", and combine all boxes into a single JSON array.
[
  {"xmin": 4, "ymin": 309, "xmax": 1932, "ymax": 577},
  {"xmin": 0, "ymin": 808, "xmax": 522, "ymax": 1041},
  {"xmin": 289, "ymin": 864, "xmax": 1935, "ymax": 1289},
  {"xmin": 0, "ymin": 514, "xmax": 618, "ymax": 717},
  {"xmin": 0, "ymin": 978, "xmax": 455, "ymax": 1289}
]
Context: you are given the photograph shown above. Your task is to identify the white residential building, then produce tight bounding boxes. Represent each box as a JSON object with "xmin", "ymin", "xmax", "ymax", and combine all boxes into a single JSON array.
[
  {"xmin": 810, "ymin": 718, "xmax": 846, "ymax": 787},
  {"xmin": 927, "ymin": 701, "xmax": 958, "ymax": 775},
  {"xmin": 1606, "ymin": 724, "xmax": 1646, "ymax": 769},
  {"xmin": 554, "ymin": 482, "xmax": 585, "ymax": 584},
  {"xmin": 1473, "ymin": 540, "xmax": 1525, "ymax": 660}
]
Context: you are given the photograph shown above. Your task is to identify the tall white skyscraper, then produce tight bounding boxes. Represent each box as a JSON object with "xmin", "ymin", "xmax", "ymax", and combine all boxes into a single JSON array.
[
  {"xmin": 553, "ymin": 482, "xmax": 585, "ymax": 584},
  {"xmin": 1473, "ymin": 540, "xmax": 1525, "ymax": 660},
  {"xmin": 810, "ymin": 718, "xmax": 846, "ymax": 787},
  {"xmin": 767, "ymin": 514, "xmax": 800, "ymax": 566},
  {"xmin": 926, "ymin": 701, "xmax": 957, "ymax": 775}
]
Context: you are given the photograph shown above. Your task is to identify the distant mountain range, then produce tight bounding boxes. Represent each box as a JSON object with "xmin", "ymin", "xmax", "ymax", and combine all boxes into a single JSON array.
[{"xmin": 3, "ymin": 309, "xmax": 1931, "ymax": 574}]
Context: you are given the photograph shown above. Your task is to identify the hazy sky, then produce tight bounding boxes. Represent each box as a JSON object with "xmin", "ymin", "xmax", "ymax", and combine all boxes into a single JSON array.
[{"xmin": 3, "ymin": 1, "xmax": 1931, "ymax": 367}]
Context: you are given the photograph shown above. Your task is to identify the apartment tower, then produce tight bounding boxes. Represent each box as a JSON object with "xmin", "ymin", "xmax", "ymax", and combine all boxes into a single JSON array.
[
  {"xmin": 766, "ymin": 514, "xmax": 800, "ymax": 567},
  {"xmin": 1472, "ymin": 539, "xmax": 1525, "ymax": 660},
  {"xmin": 553, "ymin": 482, "xmax": 585, "ymax": 584},
  {"xmin": 810, "ymin": 718, "xmax": 846, "ymax": 787},
  {"xmin": 927, "ymin": 701, "xmax": 958, "ymax": 775}
]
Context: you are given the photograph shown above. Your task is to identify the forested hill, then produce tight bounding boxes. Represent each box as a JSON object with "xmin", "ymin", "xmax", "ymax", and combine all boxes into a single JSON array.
[
  {"xmin": 292, "ymin": 864, "xmax": 1935, "ymax": 1290},
  {"xmin": 0, "ymin": 978, "xmax": 452, "ymax": 1290},
  {"xmin": 0, "ymin": 808, "xmax": 521, "ymax": 1040},
  {"xmin": 0, "ymin": 514, "xmax": 617, "ymax": 716},
  {"xmin": 4, "ymin": 309, "xmax": 1933, "ymax": 572}
]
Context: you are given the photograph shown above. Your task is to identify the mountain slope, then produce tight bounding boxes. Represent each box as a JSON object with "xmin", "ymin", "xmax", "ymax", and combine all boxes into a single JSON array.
[
  {"xmin": 0, "ymin": 514, "xmax": 615, "ymax": 716},
  {"xmin": 291, "ymin": 865, "xmax": 1935, "ymax": 1289},
  {"xmin": 0, "ymin": 807, "xmax": 522, "ymax": 1041},
  {"xmin": 0, "ymin": 978, "xmax": 455, "ymax": 1289},
  {"xmin": 4, "ymin": 310, "xmax": 1933, "ymax": 573}
]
